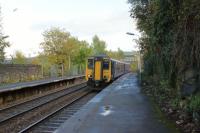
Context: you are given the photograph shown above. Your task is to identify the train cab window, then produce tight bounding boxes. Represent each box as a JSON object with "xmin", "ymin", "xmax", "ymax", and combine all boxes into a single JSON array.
[
  {"xmin": 103, "ymin": 60, "xmax": 109, "ymax": 69},
  {"xmin": 88, "ymin": 59, "xmax": 94, "ymax": 69}
]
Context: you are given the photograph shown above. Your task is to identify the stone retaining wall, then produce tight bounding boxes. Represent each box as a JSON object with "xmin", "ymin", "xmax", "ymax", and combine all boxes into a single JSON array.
[{"xmin": 0, "ymin": 64, "xmax": 42, "ymax": 83}]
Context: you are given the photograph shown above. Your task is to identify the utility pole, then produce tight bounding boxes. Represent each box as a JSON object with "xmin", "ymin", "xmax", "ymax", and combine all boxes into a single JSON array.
[{"xmin": 126, "ymin": 32, "xmax": 142, "ymax": 84}]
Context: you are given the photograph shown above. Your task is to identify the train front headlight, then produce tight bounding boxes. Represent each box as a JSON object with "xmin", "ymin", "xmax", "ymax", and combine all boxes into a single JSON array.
[{"xmin": 88, "ymin": 74, "xmax": 92, "ymax": 78}]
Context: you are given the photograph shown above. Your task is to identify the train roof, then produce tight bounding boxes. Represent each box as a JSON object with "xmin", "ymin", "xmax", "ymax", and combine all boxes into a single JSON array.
[
  {"xmin": 110, "ymin": 59, "xmax": 130, "ymax": 65},
  {"xmin": 88, "ymin": 55, "xmax": 130, "ymax": 65},
  {"xmin": 88, "ymin": 54, "xmax": 109, "ymax": 58}
]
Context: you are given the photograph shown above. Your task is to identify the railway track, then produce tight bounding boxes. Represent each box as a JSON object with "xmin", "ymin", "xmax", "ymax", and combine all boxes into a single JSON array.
[
  {"xmin": 19, "ymin": 92, "xmax": 96, "ymax": 133},
  {"xmin": 0, "ymin": 82, "xmax": 97, "ymax": 133},
  {"xmin": 0, "ymin": 82, "xmax": 86, "ymax": 123}
]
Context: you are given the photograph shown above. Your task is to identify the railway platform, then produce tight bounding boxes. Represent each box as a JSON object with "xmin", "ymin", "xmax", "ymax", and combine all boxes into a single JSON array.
[
  {"xmin": 0, "ymin": 75, "xmax": 85, "ymax": 106},
  {"xmin": 56, "ymin": 73, "xmax": 177, "ymax": 133},
  {"xmin": 0, "ymin": 75, "xmax": 83, "ymax": 93}
]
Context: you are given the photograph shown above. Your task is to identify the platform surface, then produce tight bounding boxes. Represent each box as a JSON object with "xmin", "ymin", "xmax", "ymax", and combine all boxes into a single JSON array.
[
  {"xmin": 0, "ymin": 75, "xmax": 83, "ymax": 93},
  {"xmin": 55, "ymin": 73, "xmax": 177, "ymax": 133}
]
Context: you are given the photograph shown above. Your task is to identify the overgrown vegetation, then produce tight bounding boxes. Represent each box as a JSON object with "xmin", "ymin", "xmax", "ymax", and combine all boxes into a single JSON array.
[
  {"xmin": 12, "ymin": 50, "xmax": 27, "ymax": 64},
  {"xmin": 128, "ymin": 0, "xmax": 200, "ymax": 131}
]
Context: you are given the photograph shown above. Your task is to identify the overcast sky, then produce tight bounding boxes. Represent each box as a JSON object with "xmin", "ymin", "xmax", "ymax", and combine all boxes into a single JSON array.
[{"xmin": 0, "ymin": 0, "xmax": 139, "ymax": 57}]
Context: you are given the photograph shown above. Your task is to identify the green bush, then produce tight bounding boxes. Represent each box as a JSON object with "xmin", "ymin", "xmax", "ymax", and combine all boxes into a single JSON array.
[
  {"xmin": 170, "ymin": 98, "xmax": 180, "ymax": 109},
  {"xmin": 131, "ymin": 62, "xmax": 138, "ymax": 72},
  {"xmin": 188, "ymin": 94, "xmax": 200, "ymax": 112}
]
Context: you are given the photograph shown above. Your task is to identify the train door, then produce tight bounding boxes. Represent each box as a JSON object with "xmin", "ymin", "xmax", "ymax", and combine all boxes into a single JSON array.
[
  {"xmin": 86, "ymin": 58, "xmax": 94, "ymax": 80},
  {"xmin": 94, "ymin": 58, "xmax": 102, "ymax": 81},
  {"xmin": 111, "ymin": 61, "xmax": 115, "ymax": 79}
]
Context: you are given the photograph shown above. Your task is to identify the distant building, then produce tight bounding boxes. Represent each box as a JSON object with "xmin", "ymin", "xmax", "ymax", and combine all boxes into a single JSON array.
[
  {"xmin": 123, "ymin": 51, "xmax": 138, "ymax": 63},
  {"xmin": 3, "ymin": 58, "xmax": 12, "ymax": 64},
  {"xmin": 3, "ymin": 57, "xmax": 35, "ymax": 64}
]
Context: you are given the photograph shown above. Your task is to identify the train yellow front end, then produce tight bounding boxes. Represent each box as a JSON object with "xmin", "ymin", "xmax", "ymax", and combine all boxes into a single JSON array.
[
  {"xmin": 86, "ymin": 55, "xmax": 130, "ymax": 89},
  {"xmin": 86, "ymin": 55, "xmax": 112, "ymax": 87}
]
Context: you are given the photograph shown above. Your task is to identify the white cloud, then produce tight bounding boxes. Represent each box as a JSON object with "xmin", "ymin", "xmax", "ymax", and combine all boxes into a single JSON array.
[{"xmin": 1, "ymin": 0, "xmax": 139, "ymax": 57}]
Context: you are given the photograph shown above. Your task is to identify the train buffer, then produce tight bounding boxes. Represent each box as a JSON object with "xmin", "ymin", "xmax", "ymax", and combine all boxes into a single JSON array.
[{"xmin": 55, "ymin": 73, "xmax": 177, "ymax": 133}]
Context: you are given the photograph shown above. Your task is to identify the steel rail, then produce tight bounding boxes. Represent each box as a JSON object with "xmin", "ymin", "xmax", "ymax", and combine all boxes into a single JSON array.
[
  {"xmin": 0, "ymin": 81, "xmax": 86, "ymax": 111},
  {"xmin": 0, "ymin": 82, "xmax": 87, "ymax": 124},
  {"xmin": 18, "ymin": 90, "xmax": 92, "ymax": 133}
]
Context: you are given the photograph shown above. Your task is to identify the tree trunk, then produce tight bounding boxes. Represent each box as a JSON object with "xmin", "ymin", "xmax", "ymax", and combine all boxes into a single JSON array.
[{"xmin": 68, "ymin": 56, "xmax": 71, "ymax": 70}]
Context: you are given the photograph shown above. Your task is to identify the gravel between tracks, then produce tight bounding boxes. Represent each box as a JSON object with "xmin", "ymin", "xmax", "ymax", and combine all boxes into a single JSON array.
[
  {"xmin": 0, "ymin": 81, "xmax": 86, "ymax": 110},
  {"xmin": 22, "ymin": 92, "xmax": 97, "ymax": 133},
  {"xmin": 0, "ymin": 86, "xmax": 90, "ymax": 133},
  {"xmin": 0, "ymin": 83, "xmax": 86, "ymax": 123}
]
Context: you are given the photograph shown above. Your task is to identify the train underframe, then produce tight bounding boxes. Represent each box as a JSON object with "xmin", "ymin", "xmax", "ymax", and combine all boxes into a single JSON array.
[{"xmin": 87, "ymin": 78, "xmax": 109, "ymax": 90}]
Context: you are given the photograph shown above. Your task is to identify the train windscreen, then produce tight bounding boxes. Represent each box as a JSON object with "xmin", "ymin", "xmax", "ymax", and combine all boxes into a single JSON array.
[
  {"xmin": 103, "ymin": 59, "xmax": 109, "ymax": 69},
  {"xmin": 88, "ymin": 59, "xmax": 94, "ymax": 69}
]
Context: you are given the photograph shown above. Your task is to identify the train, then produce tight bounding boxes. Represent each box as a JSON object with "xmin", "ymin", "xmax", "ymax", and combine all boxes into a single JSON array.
[{"xmin": 85, "ymin": 55, "xmax": 130, "ymax": 88}]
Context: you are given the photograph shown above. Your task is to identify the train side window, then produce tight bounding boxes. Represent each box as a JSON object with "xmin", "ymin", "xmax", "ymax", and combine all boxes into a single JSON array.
[
  {"xmin": 103, "ymin": 60, "xmax": 109, "ymax": 69},
  {"xmin": 88, "ymin": 59, "xmax": 93, "ymax": 69}
]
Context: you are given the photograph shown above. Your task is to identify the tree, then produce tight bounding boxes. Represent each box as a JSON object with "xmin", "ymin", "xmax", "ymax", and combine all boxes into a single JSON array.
[
  {"xmin": 91, "ymin": 35, "xmax": 107, "ymax": 55},
  {"xmin": 0, "ymin": 6, "xmax": 10, "ymax": 63},
  {"xmin": 128, "ymin": 0, "xmax": 178, "ymax": 80},
  {"xmin": 40, "ymin": 27, "xmax": 92, "ymax": 75},
  {"xmin": 40, "ymin": 27, "xmax": 125, "ymax": 76},
  {"xmin": 129, "ymin": 0, "xmax": 200, "ymax": 128},
  {"xmin": 12, "ymin": 50, "xmax": 27, "ymax": 64},
  {"xmin": 128, "ymin": 0, "xmax": 200, "ymax": 85},
  {"xmin": 31, "ymin": 53, "xmax": 52, "ymax": 77},
  {"xmin": 40, "ymin": 27, "xmax": 79, "ymax": 71},
  {"xmin": 116, "ymin": 48, "xmax": 124, "ymax": 60},
  {"xmin": 40, "ymin": 27, "xmax": 70, "ymax": 61},
  {"xmin": 73, "ymin": 40, "xmax": 92, "ymax": 73},
  {"xmin": 107, "ymin": 48, "xmax": 124, "ymax": 60}
]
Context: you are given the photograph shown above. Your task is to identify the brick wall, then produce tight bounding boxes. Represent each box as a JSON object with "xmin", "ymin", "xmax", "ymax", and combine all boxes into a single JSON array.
[{"xmin": 0, "ymin": 64, "xmax": 42, "ymax": 83}]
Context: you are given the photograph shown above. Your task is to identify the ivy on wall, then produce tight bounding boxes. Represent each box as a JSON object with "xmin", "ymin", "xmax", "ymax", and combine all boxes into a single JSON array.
[{"xmin": 128, "ymin": 0, "xmax": 200, "ymax": 91}]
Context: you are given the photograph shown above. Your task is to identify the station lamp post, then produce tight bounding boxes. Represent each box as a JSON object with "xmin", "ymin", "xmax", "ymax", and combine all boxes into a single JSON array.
[{"xmin": 126, "ymin": 32, "xmax": 142, "ymax": 83}]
